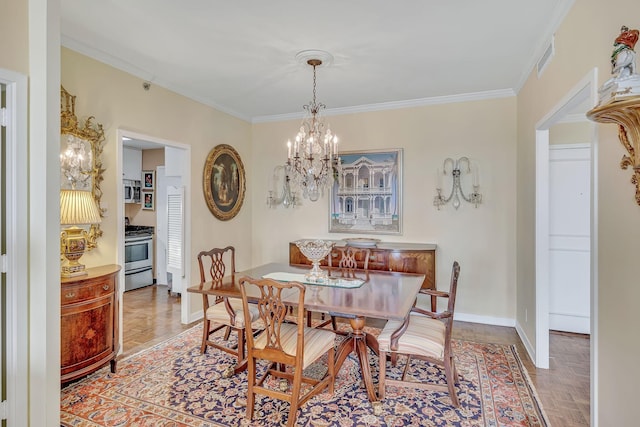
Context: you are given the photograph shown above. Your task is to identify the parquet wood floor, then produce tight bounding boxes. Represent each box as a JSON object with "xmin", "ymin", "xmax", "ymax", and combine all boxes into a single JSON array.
[{"xmin": 122, "ymin": 285, "xmax": 590, "ymax": 426}]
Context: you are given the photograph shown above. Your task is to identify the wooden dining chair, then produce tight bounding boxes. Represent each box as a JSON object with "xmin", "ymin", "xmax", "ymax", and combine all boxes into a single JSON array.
[
  {"xmin": 378, "ymin": 261, "xmax": 461, "ymax": 407},
  {"xmin": 306, "ymin": 246, "xmax": 371, "ymax": 329},
  {"xmin": 239, "ymin": 276, "xmax": 336, "ymax": 427},
  {"xmin": 329, "ymin": 246, "xmax": 370, "ymax": 277},
  {"xmin": 197, "ymin": 246, "xmax": 260, "ymax": 377}
]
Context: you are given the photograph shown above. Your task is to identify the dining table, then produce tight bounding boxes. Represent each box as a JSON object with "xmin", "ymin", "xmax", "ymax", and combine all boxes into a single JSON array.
[{"xmin": 186, "ymin": 262, "xmax": 425, "ymax": 404}]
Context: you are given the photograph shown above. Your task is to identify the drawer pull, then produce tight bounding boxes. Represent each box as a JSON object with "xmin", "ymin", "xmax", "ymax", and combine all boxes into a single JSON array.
[
  {"xmin": 103, "ymin": 285, "xmax": 110, "ymax": 291},
  {"xmin": 65, "ymin": 292, "xmax": 76, "ymax": 299}
]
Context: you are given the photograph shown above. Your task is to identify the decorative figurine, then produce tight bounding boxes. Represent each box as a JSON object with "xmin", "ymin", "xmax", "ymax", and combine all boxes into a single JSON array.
[
  {"xmin": 611, "ymin": 26, "xmax": 639, "ymax": 79},
  {"xmin": 599, "ymin": 25, "xmax": 640, "ymax": 104}
]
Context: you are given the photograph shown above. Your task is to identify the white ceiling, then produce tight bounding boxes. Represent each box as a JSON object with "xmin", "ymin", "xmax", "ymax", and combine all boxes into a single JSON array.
[{"xmin": 61, "ymin": 0, "xmax": 574, "ymax": 123}]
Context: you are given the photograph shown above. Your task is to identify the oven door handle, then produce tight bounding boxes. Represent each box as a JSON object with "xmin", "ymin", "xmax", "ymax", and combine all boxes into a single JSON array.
[
  {"xmin": 125, "ymin": 235, "xmax": 153, "ymax": 243},
  {"xmin": 125, "ymin": 266, "xmax": 153, "ymax": 276}
]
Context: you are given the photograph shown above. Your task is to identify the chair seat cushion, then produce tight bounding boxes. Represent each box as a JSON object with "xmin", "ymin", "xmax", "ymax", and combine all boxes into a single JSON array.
[
  {"xmin": 254, "ymin": 323, "xmax": 336, "ymax": 369},
  {"xmin": 377, "ymin": 314, "xmax": 446, "ymax": 359},
  {"xmin": 205, "ymin": 298, "xmax": 259, "ymax": 328}
]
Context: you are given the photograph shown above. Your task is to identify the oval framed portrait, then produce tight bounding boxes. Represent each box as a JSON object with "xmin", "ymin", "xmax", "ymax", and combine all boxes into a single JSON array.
[{"xmin": 203, "ymin": 144, "xmax": 246, "ymax": 221}]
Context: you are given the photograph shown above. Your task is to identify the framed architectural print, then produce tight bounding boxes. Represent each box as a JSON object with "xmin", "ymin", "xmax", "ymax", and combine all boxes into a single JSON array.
[
  {"xmin": 142, "ymin": 191, "xmax": 155, "ymax": 211},
  {"xmin": 329, "ymin": 148, "xmax": 403, "ymax": 234},
  {"xmin": 143, "ymin": 170, "xmax": 155, "ymax": 190},
  {"xmin": 203, "ymin": 144, "xmax": 246, "ymax": 221}
]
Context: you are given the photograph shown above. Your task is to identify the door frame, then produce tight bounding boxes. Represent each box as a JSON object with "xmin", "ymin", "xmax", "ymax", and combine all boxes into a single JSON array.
[
  {"xmin": 0, "ymin": 68, "xmax": 29, "ymax": 424},
  {"xmin": 116, "ymin": 129, "xmax": 192, "ymax": 342},
  {"xmin": 534, "ymin": 68, "xmax": 598, "ymax": 421}
]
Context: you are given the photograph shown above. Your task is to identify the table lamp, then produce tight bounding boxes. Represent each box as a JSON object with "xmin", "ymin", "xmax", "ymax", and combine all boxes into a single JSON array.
[{"xmin": 60, "ymin": 189, "xmax": 102, "ymax": 277}]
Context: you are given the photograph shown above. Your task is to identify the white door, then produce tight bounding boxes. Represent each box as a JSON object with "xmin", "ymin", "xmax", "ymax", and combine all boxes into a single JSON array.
[
  {"xmin": 166, "ymin": 185, "xmax": 185, "ymax": 293},
  {"xmin": 549, "ymin": 144, "xmax": 591, "ymax": 334},
  {"xmin": 156, "ymin": 167, "xmax": 182, "ymax": 289},
  {"xmin": 1, "ymin": 86, "xmax": 5, "ymax": 420}
]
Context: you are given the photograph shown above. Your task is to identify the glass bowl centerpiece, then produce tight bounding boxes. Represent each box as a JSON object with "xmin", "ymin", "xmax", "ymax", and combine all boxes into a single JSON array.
[{"xmin": 295, "ymin": 239, "xmax": 335, "ymax": 283}]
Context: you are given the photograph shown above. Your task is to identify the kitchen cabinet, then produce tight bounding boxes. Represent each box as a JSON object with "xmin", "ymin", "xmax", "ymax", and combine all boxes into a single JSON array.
[
  {"xmin": 61, "ymin": 264, "xmax": 121, "ymax": 384},
  {"xmin": 123, "ymin": 146, "xmax": 142, "ymax": 181},
  {"xmin": 289, "ymin": 240, "xmax": 436, "ymax": 289}
]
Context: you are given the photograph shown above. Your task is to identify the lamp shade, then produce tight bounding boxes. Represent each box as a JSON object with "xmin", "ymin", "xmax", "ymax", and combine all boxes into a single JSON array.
[{"xmin": 60, "ymin": 190, "xmax": 102, "ymax": 225}]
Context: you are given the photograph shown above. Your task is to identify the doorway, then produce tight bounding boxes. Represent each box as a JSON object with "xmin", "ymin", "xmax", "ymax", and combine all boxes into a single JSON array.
[
  {"xmin": 548, "ymin": 143, "xmax": 591, "ymax": 334},
  {"xmin": 534, "ymin": 68, "xmax": 598, "ymax": 420},
  {"xmin": 116, "ymin": 130, "xmax": 191, "ymax": 354}
]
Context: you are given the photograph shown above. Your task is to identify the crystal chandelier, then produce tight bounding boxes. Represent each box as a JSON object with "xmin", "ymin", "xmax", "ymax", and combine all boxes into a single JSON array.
[{"xmin": 286, "ymin": 53, "xmax": 340, "ymax": 202}]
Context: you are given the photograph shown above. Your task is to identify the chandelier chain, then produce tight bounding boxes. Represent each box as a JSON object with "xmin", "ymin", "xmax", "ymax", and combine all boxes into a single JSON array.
[{"xmin": 312, "ymin": 64, "xmax": 317, "ymax": 110}]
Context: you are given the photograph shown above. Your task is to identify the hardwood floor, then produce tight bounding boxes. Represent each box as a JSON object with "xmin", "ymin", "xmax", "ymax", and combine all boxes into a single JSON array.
[
  {"xmin": 122, "ymin": 285, "xmax": 590, "ymax": 426},
  {"xmin": 121, "ymin": 284, "xmax": 199, "ymax": 359}
]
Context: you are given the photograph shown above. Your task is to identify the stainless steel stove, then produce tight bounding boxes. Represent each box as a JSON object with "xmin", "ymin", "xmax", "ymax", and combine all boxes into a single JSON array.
[
  {"xmin": 124, "ymin": 225, "xmax": 154, "ymax": 291},
  {"xmin": 125, "ymin": 225, "xmax": 155, "ymax": 238}
]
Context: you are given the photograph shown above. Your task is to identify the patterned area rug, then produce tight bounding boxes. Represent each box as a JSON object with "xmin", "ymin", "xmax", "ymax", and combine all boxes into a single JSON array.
[{"xmin": 61, "ymin": 324, "xmax": 549, "ymax": 426}]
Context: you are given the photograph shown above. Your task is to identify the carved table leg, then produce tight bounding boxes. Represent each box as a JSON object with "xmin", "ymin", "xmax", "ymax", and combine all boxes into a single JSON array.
[{"xmin": 334, "ymin": 316, "xmax": 379, "ymax": 403}]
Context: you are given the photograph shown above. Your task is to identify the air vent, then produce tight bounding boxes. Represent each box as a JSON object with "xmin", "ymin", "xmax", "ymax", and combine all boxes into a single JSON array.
[{"xmin": 537, "ymin": 36, "xmax": 555, "ymax": 78}]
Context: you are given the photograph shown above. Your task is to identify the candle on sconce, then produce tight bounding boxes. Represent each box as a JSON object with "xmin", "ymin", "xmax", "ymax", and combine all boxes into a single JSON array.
[
  {"xmin": 287, "ymin": 140, "xmax": 292, "ymax": 159},
  {"xmin": 472, "ymin": 164, "xmax": 479, "ymax": 187}
]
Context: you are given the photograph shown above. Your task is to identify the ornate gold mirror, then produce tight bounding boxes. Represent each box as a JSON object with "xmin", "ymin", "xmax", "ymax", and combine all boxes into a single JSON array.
[{"xmin": 60, "ymin": 86, "xmax": 105, "ymax": 250}]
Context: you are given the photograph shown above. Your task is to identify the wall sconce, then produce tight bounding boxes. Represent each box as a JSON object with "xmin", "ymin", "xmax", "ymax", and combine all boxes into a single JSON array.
[
  {"xmin": 433, "ymin": 157, "xmax": 482, "ymax": 210},
  {"xmin": 266, "ymin": 165, "xmax": 298, "ymax": 208},
  {"xmin": 60, "ymin": 189, "xmax": 102, "ymax": 277}
]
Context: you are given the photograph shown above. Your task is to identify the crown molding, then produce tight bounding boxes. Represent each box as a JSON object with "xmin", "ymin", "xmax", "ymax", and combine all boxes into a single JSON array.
[
  {"xmin": 252, "ymin": 88, "xmax": 516, "ymax": 123},
  {"xmin": 61, "ymin": 36, "xmax": 251, "ymax": 122},
  {"xmin": 513, "ymin": 0, "xmax": 576, "ymax": 94},
  {"xmin": 63, "ymin": 35, "xmax": 516, "ymax": 125}
]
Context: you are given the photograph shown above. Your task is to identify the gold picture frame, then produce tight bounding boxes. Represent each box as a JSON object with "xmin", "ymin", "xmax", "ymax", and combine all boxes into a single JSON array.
[
  {"xmin": 203, "ymin": 144, "xmax": 246, "ymax": 221},
  {"xmin": 60, "ymin": 86, "xmax": 105, "ymax": 249}
]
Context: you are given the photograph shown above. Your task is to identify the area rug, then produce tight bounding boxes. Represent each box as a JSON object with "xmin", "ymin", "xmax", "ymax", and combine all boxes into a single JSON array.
[{"xmin": 60, "ymin": 324, "xmax": 549, "ymax": 426}]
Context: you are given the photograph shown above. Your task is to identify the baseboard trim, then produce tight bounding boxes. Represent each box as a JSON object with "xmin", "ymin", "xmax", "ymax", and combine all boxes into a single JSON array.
[
  {"xmin": 188, "ymin": 311, "xmax": 204, "ymax": 324},
  {"xmin": 454, "ymin": 312, "xmax": 515, "ymax": 327},
  {"xmin": 515, "ymin": 320, "xmax": 537, "ymax": 366}
]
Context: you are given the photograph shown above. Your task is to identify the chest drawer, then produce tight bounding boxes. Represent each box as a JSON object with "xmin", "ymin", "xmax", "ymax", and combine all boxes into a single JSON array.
[
  {"xmin": 61, "ymin": 275, "xmax": 115, "ymax": 305},
  {"xmin": 60, "ymin": 264, "xmax": 121, "ymax": 384}
]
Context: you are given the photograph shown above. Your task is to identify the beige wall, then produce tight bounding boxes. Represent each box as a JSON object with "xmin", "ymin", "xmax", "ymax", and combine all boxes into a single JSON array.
[
  {"xmin": 517, "ymin": 0, "xmax": 640, "ymax": 423},
  {"xmin": 550, "ymin": 121, "xmax": 593, "ymax": 145},
  {"xmin": 252, "ymin": 97, "xmax": 518, "ymax": 322},
  {"xmin": 61, "ymin": 47, "xmax": 253, "ymax": 320},
  {"xmin": 0, "ymin": 0, "xmax": 28, "ymax": 74}
]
